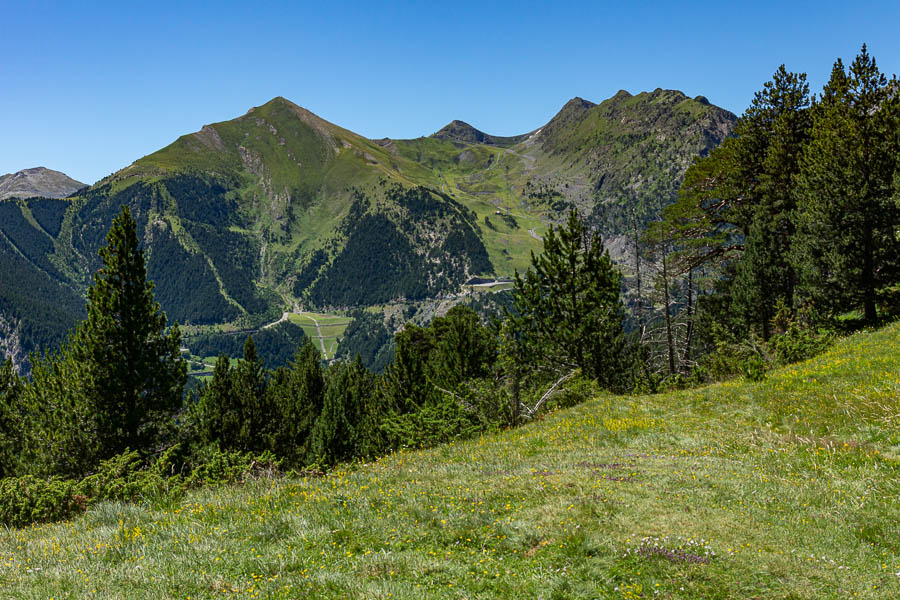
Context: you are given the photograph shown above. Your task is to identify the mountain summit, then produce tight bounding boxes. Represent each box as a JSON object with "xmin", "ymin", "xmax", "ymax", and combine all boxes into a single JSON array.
[
  {"xmin": 431, "ymin": 120, "xmax": 530, "ymax": 147},
  {"xmin": 0, "ymin": 167, "xmax": 86, "ymax": 200}
]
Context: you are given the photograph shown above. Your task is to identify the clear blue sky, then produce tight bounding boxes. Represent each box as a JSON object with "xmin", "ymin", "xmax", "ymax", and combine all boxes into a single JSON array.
[{"xmin": 2, "ymin": 0, "xmax": 898, "ymax": 185}]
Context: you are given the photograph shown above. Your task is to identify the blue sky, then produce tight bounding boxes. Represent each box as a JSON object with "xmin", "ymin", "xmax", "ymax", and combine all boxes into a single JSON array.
[{"xmin": 2, "ymin": 0, "xmax": 898, "ymax": 184}]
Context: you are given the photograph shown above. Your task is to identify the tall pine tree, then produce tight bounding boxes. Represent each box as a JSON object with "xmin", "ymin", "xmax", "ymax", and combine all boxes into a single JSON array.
[
  {"xmin": 794, "ymin": 45, "xmax": 900, "ymax": 322},
  {"xmin": 196, "ymin": 336, "xmax": 271, "ymax": 453},
  {"xmin": 0, "ymin": 359, "xmax": 24, "ymax": 477},
  {"xmin": 510, "ymin": 210, "xmax": 626, "ymax": 389},
  {"xmin": 730, "ymin": 66, "xmax": 812, "ymax": 338},
  {"xmin": 268, "ymin": 338, "xmax": 325, "ymax": 465},
  {"xmin": 71, "ymin": 206, "xmax": 186, "ymax": 458},
  {"xmin": 308, "ymin": 357, "xmax": 379, "ymax": 466}
]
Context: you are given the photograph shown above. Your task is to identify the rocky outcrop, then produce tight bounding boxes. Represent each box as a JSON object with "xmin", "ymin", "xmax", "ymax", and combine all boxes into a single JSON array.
[{"xmin": 0, "ymin": 310, "xmax": 24, "ymax": 373}]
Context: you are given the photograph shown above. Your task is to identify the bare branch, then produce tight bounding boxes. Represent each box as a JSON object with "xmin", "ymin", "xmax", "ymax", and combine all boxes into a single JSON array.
[{"xmin": 519, "ymin": 370, "xmax": 577, "ymax": 419}]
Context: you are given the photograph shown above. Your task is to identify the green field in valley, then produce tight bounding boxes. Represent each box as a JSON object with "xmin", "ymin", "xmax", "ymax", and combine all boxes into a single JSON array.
[
  {"xmin": 287, "ymin": 312, "xmax": 351, "ymax": 359},
  {"xmin": 0, "ymin": 322, "xmax": 897, "ymax": 598}
]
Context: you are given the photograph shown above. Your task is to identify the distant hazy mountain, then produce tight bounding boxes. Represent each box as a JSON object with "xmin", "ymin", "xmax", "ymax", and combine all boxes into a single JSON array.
[
  {"xmin": 0, "ymin": 91, "xmax": 735, "ymax": 357},
  {"xmin": 0, "ymin": 167, "xmax": 86, "ymax": 200}
]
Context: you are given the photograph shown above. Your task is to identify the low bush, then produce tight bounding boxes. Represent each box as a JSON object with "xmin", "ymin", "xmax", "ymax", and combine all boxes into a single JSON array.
[
  {"xmin": 700, "ymin": 305, "xmax": 835, "ymax": 383},
  {"xmin": 0, "ymin": 476, "xmax": 81, "ymax": 526},
  {"xmin": 769, "ymin": 305, "xmax": 835, "ymax": 365},
  {"xmin": 0, "ymin": 446, "xmax": 282, "ymax": 527}
]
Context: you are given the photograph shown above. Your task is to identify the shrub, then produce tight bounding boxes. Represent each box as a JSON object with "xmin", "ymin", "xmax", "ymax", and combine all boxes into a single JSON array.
[
  {"xmin": 380, "ymin": 399, "xmax": 480, "ymax": 449},
  {"xmin": 184, "ymin": 448, "xmax": 281, "ymax": 487},
  {"xmin": 0, "ymin": 476, "xmax": 80, "ymax": 527},
  {"xmin": 769, "ymin": 304, "xmax": 835, "ymax": 365},
  {"xmin": 0, "ymin": 447, "xmax": 282, "ymax": 527},
  {"xmin": 701, "ymin": 334, "xmax": 771, "ymax": 383}
]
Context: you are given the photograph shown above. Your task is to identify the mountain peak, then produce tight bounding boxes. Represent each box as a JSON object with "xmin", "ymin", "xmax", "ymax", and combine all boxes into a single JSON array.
[
  {"xmin": 248, "ymin": 96, "xmax": 328, "ymax": 126},
  {"xmin": 561, "ymin": 96, "xmax": 597, "ymax": 112},
  {"xmin": 0, "ymin": 167, "xmax": 86, "ymax": 200},
  {"xmin": 430, "ymin": 120, "xmax": 530, "ymax": 148},
  {"xmin": 257, "ymin": 96, "xmax": 307, "ymax": 113},
  {"xmin": 432, "ymin": 120, "xmax": 491, "ymax": 144},
  {"xmin": 541, "ymin": 96, "xmax": 598, "ymax": 135}
]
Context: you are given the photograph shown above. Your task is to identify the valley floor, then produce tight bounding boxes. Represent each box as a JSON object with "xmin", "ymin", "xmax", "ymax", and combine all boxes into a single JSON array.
[{"xmin": 1, "ymin": 324, "xmax": 898, "ymax": 598}]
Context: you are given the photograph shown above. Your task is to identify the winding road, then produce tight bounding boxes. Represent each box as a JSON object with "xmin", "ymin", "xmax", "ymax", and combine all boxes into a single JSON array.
[
  {"xmin": 262, "ymin": 311, "xmax": 290, "ymax": 329},
  {"xmin": 262, "ymin": 311, "xmax": 329, "ymax": 356}
]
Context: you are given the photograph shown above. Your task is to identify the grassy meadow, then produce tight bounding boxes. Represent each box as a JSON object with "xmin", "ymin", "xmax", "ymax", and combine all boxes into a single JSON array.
[
  {"xmin": 287, "ymin": 312, "xmax": 351, "ymax": 360},
  {"xmin": 1, "ymin": 322, "xmax": 898, "ymax": 599}
]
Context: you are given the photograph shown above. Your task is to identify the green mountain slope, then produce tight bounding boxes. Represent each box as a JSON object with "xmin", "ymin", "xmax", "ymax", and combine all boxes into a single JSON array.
[
  {"xmin": 2, "ymin": 321, "xmax": 896, "ymax": 598},
  {"xmin": 0, "ymin": 92, "xmax": 735, "ymax": 355},
  {"xmin": 0, "ymin": 198, "xmax": 86, "ymax": 363}
]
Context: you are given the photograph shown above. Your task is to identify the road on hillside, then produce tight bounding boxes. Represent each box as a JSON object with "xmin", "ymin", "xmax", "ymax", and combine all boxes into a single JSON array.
[{"xmin": 262, "ymin": 311, "xmax": 290, "ymax": 329}]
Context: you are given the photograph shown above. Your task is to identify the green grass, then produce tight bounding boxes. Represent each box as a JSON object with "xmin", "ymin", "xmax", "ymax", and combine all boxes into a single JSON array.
[
  {"xmin": 286, "ymin": 312, "xmax": 351, "ymax": 359},
  {"xmin": 465, "ymin": 282, "xmax": 514, "ymax": 294},
  {"xmin": 2, "ymin": 323, "xmax": 898, "ymax": 598}
]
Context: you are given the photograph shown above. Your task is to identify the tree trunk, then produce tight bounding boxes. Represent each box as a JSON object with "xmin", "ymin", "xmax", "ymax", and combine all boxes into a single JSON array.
[
  {"xmin": 863, "ymin": 223, "xmax": 878, "ymax": 323},
  {"xmin": 662, "ymin": 246, "xmax": 676, "ymax": 376},
  {"xmin": 683, "ymin": 267, "xmax": 695, "ymax": 371},
  {"xmin": 631, "ymin": 210, "xmax": 645, "ymax": 342}
]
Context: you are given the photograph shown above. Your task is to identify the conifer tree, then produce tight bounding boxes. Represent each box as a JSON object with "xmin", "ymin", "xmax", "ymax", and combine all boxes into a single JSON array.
[
  {"xmin": 380, "ymin": 324, "xmax": 435, "ymax": 414},
  {"xmin": 71, "ymin": 206, "xmax": 186, "ymax": 458},
  {"xmin": 794, "ymin": 45, "xmax": 900, "ymax": 322},
  {"xmin": 510, "ymin": 210, "xmax": 626, "ymax": 389},
  {"xmin": 426, "ymin": 305, "xmax": 497, "ymax": 390},
  {"xmin": 196, "ymin": 336, "xmax": 271, "ymax": 453},
  {"xmin": 730, "ymin": 66, "xmax": 811, "ymax": 337},
  {"xmin": 0, "ymin": 359, "xmax": 24, "ymax": 477},
  {"xmin": 269, "ymin": 338, "xmax": 325, "ymax": 465},
  {"xmin": 196, "ymin": 353, "xmax": 240, "ymax": 450},
  {"xmin": 231, "ymin": 336, "xmax": 270, "ymax": 451},
  {"xmin": 17, "ymin": 344, "xmax": 96, "ymax": 476},
  {"xmin": 308, "ymin": 357, "xmax": 379, "ymax": 466}
]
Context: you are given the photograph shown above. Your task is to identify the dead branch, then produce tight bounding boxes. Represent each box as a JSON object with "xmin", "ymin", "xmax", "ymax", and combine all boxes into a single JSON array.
[{"xmin": 519, "ymin": 369, "xmax": 577, "ymax": 419}]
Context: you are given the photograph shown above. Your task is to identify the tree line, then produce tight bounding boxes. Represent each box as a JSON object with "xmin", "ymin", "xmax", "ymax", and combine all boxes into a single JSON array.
[
  {"xmin": 634, "ymin": 45, "xmax": 899, "ymax": 381},
  {"xmin": 0, "ymin": 204, "xmax": 629, "ymax": 489}
]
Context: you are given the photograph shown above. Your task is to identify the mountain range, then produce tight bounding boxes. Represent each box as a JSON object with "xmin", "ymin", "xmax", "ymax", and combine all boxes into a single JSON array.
[{"xmin": 0, "ymin": 89, "xmax": 736, "ymax": 360}]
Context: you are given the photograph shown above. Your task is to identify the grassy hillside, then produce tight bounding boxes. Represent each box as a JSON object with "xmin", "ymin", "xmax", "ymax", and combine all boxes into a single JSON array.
[{"xmin": 1, "ymin": 323, "xmax": 897, "ymax": 598}]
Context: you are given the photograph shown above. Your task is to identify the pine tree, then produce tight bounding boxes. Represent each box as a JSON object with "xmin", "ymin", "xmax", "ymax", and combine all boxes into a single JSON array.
[
  {"xmin": 196, "ymin": 336, "xmax": 271, "ymax": 453},
  {"xmin": 510, "ymin": 210, "xmax": 626, "ymax": 389},
  {"xmin": 16, "ymin": 343, "xmax": 97, "ymax": 477},
  {"xmin": 196, "ymin": 353, "xmax": 240, "ymax": 450},
  {"xmin": 0, "ymin": 358, "xmax": 24, "ymax": 477},
  {"xmin": 378, "ymin": 306, "xmax": 500, "ymax": 448},
  {"xmin": 794, "ymin": 45, "xmax": 900, "ymax": 322},
  {"xmin": 71, "ymin": 206, "xmax": 186, "ymax": 458},
  {"xmin": 730, "ymin": 66, "xmax": 812, "ymax": 338},
  {"xmin": 308, "ymin": 357, "xmax": 379, "ymax": 466},
  {"xmin": 269, "ymin": 338, "xmax": 325, "ymax": 465},
  {"xmin": 380, "ymin": 324, "xmax": 435, "ymax": 414},
  {"xmin": 231, "ymin": 336, "xmax": 270, "ymax": 451},
  {"xmin": 654, "ymin": 67, "xmax": 812, "ymax": 341},
  {"xmin": 426, "ymin": 305, "xmax": 497, "ymax": 390}
]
